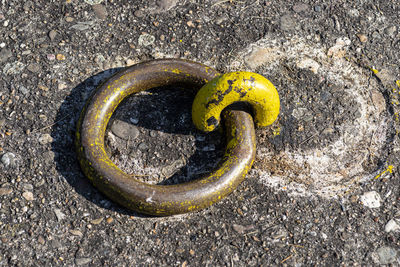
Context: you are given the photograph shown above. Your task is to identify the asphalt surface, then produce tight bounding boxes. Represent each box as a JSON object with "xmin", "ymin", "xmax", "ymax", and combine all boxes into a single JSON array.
[{"xmin": 1, "ymin": 0, "xmax": 400, "ymax": 266}]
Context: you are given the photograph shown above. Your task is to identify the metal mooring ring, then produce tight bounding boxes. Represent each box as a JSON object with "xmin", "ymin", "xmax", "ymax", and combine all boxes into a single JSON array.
[{"xmin": 76, "ymin": 59, "xmax": 256, "ymax": 216}]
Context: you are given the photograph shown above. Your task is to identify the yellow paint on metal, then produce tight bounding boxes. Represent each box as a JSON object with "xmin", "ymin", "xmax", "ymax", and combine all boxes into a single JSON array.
[
  {"xmin": 272, "ymin": 126, "xmax": 281, "ymax": 136},
  {"xmin": 192, "ymin": 71, "xmax": 280, "ymax": 132},
  {"xmin": 76, "ymin": 59, "xmax": 258, "ymax": 215},
  {"xmin": 371, "ymin": 68, "xmax": 379, "ymax": 75},
  {"xmin": 374, "ymin": 165, "xmax": 394, "ymax": 180}
]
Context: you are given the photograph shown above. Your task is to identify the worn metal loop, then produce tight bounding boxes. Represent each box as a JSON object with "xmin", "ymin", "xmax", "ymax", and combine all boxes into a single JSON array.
[
  {"xmin": 76, "ymin": 59, "xmax": 256, "ymax": 216},
  {"xmin": 192, "ymin": 71, "xmax": 280, "ymax": 132}
]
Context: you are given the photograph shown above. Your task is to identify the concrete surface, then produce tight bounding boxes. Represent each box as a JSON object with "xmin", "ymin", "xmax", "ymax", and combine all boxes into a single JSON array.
[{"xmin": 0, "ymin": 0, "xmax": 399, "ymax": 266}]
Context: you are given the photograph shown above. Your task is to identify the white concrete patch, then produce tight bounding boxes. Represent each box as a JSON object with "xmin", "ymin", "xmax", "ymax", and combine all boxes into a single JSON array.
[
  {"xmin": 360, "ymin": 191, "xmax": 382, "ymax": 208},
  {"xmin": 229, "ymin": 35, "xmax": 391, "ymax": 198}
]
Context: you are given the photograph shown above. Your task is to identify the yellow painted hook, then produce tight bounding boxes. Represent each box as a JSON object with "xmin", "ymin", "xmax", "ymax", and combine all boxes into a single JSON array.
[{"xmin": 192, "ymin": 71, "xmax": 280, "ymax": 132}]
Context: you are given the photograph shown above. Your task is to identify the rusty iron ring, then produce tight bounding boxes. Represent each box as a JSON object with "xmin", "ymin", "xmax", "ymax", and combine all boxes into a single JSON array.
[{"xmin": 76, "ymin": 59, "xmax": 256, "ymax": 216}]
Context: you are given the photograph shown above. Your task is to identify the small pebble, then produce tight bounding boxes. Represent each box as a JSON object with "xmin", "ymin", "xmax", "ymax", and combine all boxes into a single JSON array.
[
  {"xmin": 1, "ymin": 152, "xmax": 16, "ymax": 167},
  {"xmin": 138, "ymin": 142, "xmax": 148, "ymax": 151},
  {"xmin": 176, "ymin": 248, "xmax": 185, "ymax": 254},
  {"xmin": 133, "ymin": 10, "xmax": 144, "ymax": 18},
  {"xmin": 27, "ymin": 63, "xmax": 41, "ymax": 73},
  {"xmin": 314, "ymin": 5, "xmax": 322, "ymax": 12},
  {"xmin": 19, "ymin": 86, "xmax": 29, "ymax": 95},
  {"xmin": 39, "ymin": 134, "xmax": 54, "ymax": 145},
  {"xmin": 3, "ymin": 61, "xmax": 25, "ymax": 75},
  {"xmin": 37, "ymin": 235, "xmax": 45, "ymax": 245},
  {"xmin": 293, "ymin": 3, "xmax": 309, "ymax": 13},
  {"xmin": 138, "ymin": 33, "xmax": 155, "ymax": 46},
  {"xmin": 21, "ymin": 50, "xmax": 31, "ymax": 56},
  {"xmin": 377, "ymin": 246, "xmax": 398, "ymax": 265},
  {"xmin": 69, "ymin": 229, "xmax": 83, "ymax": 237},
  {"xmin": 58, "ymin": 82, "xmax": 67, "ymax": 90},
  {"xmin": 129, "ymin": 117, "xmax": 139, "ymax": 124},
  {"xmin": 0, "ymin": 48, "xmax": 12, "ymax": 63},
  {"xmin": 371, "ymin": 89, "xmax": 386, "ymax": 114},
  {"xmin": 385, "ymin": 219, "xmax": 400, "ymax": 233},
  {"xmin": 0, "ymin": 187, "xmax": 13, "ymax": 196},
  {"xmin": 186, "ymin": 21, "xmax": 195, "ymax": 27},
  {"xmin": 348, "ymin": 9, "xmax": 360, "ymax": 17},
  {"xmin": 92, "ymin": 4, "xmax": 107, "ymax": 19},
  {"xmin": 51, "ymin": 239, "xmax": 61, "ymax": 249},
  {"xmin": 54, "ymin": 209, "xmax": 66, "ymax": 221},
  {"xmin": 38, "ymin": 85, "xmax": 49, "ymax": 91},
  {"xmin": 22, "ymin": 183, "xmax": 33, "ymax": 191},
  {"xmin": 111, "ymin": 119, "xmax": 139, "ymax": 140},
  {"xmin": 75, "ymin": 258, "xmax": 92, "ymax": 266},
  {"xmin": 158, "ymin": 0, "xmax": 178, "ymax": 11},
  {"xmin": 56, "ymin": 54, "xmax": 65, "ymax": 61},
  {"xmin": 375, "ymin": 68, "xmax": 395, "ymax": 87},
  {"xmin": 70, "ymin": 21, "xmax": 94, "ymax": 31},
  {"xmin": 357, "ymin": 34, "xmax": 368, "ymax": 43},
  {"xmin": 48, "ymin": 30, "xmax": 57, "ymax": 41},
  {"xmin": 196, "ymin": 135, "xmax": 205, "ymax": 141},
  {"xmin": 202, "ymin": 144, "xmax": 215, "ymax": 152},
  {"xmin": 106, "ymin": 217, "xmax": 113, "ymax": 224},
  {"xmin": 126, "ymin": 59, "xmax": 135, "ymax": 66},
  {"xmin": 65, "ymin": 17, "xmax": 74, "ymax": 22},
  {"xmin": 47, "ymin": 54, "xmax": 56, "ymax": 61},
  {"xmin": 321, "ymin": 232, "xmax": 328, "ymax": 239},
  {"xmin": 385, "ymin": 26, "xmax": 397, "ymax": 37},
  {"xmin": 22, "ymin": 191, "xmax": 34, "ymax": 201},
  {"xmin": 232, "ymin": 224, "xmax": 246, "ymax": 234},
  {"xmin": 360, "ymin": 191, "xmax": 381, "ymax": 208},
  {"xmin": 371, "ymin": 31, "xmax": 381, "ymax": 39},
  {"xmin": 90, "ymin": 218, "xmax": 103, "ymax": 225},
  {"xmin": 84, "ymin": 0, "xmax": 103, "ymax": 4},
  {"xmin": 39, "ymin": 114, "xmax": 48, "ymax": 121},
  {"xmin": 280, "ymin": 14, "xmax": 297, "ymax": 31}
]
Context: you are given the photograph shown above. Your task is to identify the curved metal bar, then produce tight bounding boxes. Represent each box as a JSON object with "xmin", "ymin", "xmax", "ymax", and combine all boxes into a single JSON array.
[
  {"xmin": 192, "ymin": 71, "xmax": 280, "ymax": 132},
  {"xmin": 76, "ymin": 59, "xmax": 256, "ymax": 216}
]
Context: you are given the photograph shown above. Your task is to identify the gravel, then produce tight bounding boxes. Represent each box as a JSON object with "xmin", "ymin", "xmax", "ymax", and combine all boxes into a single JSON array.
[{"xmin": 0, "ymin": 0, "xmax": 399, "ymax": 266}]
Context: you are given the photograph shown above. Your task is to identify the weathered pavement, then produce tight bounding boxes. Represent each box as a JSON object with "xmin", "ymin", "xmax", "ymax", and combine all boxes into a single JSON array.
[{"xmin": 0, "ymin": 0, "xmax": 399, "ymax": 266}]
